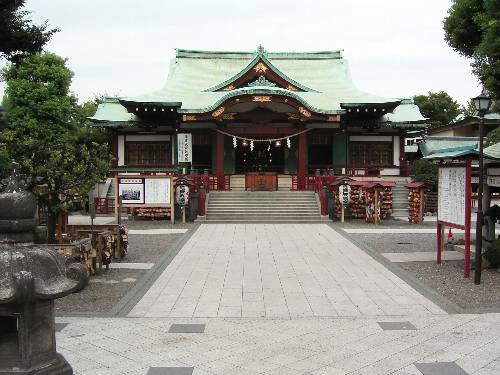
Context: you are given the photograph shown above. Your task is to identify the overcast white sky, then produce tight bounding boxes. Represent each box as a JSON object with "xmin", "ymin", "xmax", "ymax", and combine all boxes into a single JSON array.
[{"xmin": 0, "ymin": 0, "xmax": 482, "ymax": 106}]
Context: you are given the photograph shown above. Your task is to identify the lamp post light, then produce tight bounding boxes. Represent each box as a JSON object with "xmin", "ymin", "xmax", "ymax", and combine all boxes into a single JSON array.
[{"xmin": 472, "ymin": 88, "xmax": 492, "ymax": 285}]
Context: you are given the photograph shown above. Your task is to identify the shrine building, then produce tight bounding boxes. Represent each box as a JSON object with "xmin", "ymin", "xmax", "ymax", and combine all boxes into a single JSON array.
[{"xmin": 90, "ymin": 46, "xmax": 428, "ymax": 191}]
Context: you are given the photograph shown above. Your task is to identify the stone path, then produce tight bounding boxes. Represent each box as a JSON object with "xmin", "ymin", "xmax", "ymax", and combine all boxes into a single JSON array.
[
  {"xmin": 57, "ymin": 314, "xmax": 500, "ymax": 375},
  {"xmin": 344, "ymin": 228, "xmax": 500, "ymax": 234},
  {"xmin": 56, "ymin": 223, "xmax": 500, "ymax": 375},
  {"xmin": 130, "ymin": 224, "xmax": 444, "ymax": 318}
]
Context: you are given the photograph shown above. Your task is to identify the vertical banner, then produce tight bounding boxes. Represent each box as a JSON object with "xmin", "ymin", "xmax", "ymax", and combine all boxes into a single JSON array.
[{"xmin": 177, "ymin": 133, "xmax": 192, "ymax": 163}]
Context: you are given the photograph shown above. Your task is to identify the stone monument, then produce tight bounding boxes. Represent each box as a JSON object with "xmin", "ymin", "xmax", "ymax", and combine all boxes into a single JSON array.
[{"xmin": 0, "ymin": 166, "xmax": 88, "ymax": 374}]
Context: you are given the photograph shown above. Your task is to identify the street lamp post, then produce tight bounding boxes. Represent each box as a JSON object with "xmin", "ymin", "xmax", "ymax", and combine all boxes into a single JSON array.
[{"xmin": 472, "ymin": 88, "xmax": 492, "ymax": 285}]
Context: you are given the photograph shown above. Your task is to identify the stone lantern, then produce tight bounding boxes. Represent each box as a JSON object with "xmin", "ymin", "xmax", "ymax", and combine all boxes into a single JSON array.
[{"xmin": 0, "ymin": 167, "xmax": 88, "ymax": 374}]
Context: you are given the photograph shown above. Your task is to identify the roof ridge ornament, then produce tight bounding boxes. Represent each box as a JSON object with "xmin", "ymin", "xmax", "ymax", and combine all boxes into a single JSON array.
[
  {"xmin": 248, "ymin": 75, "xmax": 276, "ymax": 87},
  {"xmin": 257, "ymin": 45, "xmax": 265, "ymax": 56}
]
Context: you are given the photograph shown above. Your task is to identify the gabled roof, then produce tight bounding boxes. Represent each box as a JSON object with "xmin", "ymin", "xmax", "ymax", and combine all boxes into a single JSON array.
[
  {"xmin": 429, "ymin": 112, "xmax": 500, "ymax": 134},
  {"xmin": 122, "ymin": 47, "xmax": 400, "ymax": 114},
  {"xmin": 89, "ymin": 97, "xmax": 138, "ymax": 125}
]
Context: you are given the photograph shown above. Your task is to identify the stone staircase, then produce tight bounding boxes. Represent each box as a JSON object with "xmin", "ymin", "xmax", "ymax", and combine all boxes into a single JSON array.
[
  {"xmin": 392, "ymin": 183, "xmax": 409, "ymax": 219},
  {"xmin": 205, "ymin": 191, "xmax": 322, "ymax": 222}
]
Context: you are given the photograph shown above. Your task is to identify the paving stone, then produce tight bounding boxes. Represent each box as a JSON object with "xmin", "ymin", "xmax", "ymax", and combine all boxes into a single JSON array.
[
  {"xmin": 414, "ymin": 362, "xmax": 469, "ymax": 375},
  {"xmin": 377, "ymin": 321, "xmax": 417, "ymax": 331},
  {"xmin": 146, "ymin": 368, "xmax": 194, "ymax": 375},
  {"xmin": 168, "ymin": 324, "xmax": 206, "ymax": 333},
  {"xmin": 55, "ymin": 322, "xmax": 69, "ymax": 332}
]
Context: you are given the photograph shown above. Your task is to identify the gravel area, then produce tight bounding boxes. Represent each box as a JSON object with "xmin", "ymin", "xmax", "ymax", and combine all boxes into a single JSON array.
[
  {"xmin": 55, "ymin": 269, "xmax": 145, "ymax": 314},
  {"xmin": 355, "ymin": 234, "xmax": 438, "ymax": 253},
  {"xmin": 352, "ymin": 229, "xmax": 500, "ymax": 310},
  {"xmin": 333, "ymin": 218, "xmax": 435, "ymax": 229},
  {"xmin": 56, "ymin": 219, "xmax": 194, "ymax": 315},
  {"xmin": 399, "ymin": 261, "xmax": 500, "ymax": 309}
]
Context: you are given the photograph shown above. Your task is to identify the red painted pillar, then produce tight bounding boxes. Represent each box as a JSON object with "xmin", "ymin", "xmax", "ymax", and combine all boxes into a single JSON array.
[
  {"xmin": 216, "ymin": 132, "xmax": 225, "ymax": 190},
  {"xmin": 298, "ymin": 132, "xmax": 307, "ymax": 190},
  {"xmin": 464, "ymin": 158, "xmax": 472, "ymax": 278},
  {"xmin": 399, "ymin": 134, "xmax": 407, "ymax": 176}
]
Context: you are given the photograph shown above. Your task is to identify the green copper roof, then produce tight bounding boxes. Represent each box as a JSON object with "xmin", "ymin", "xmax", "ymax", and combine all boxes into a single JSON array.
[
  {"xmin": 122, "ymin": 47, "xmax": 401, "ymax": 114},
  {"xmin": 91, "ymin": 47, "xmax": 428, "ymax": 125},
  {"xmin": 89, "ymin": 97, "xmax": 138, "ymax": 123},
  {"xmin": 419, "ymin": 137, "xmax": 479, "ymax": 158}
]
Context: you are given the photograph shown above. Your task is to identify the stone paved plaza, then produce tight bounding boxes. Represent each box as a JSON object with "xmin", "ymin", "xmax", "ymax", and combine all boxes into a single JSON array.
[{"xmin": 56, "ymin": 224, "xmax": 500, "ymax": 374}]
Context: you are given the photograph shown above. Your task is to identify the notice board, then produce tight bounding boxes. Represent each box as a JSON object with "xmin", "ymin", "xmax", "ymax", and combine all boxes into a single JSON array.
[{"xmin": 438, "ymin": 167, "xmax": 466, "ymax": 226}]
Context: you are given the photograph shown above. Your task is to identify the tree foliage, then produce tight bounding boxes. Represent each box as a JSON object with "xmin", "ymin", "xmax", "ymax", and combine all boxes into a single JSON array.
[
  {"xmin": 1, "ymin": 53, "xmax": 111, "ymax": 242},
  {"xmin": 413, "ymin": 91, "xmax": 462, "ymax": 127},
  {"xmin": 410, "ymin": 159, "xmax": 438, "ymax": 191},
  {"xmin": 443, "ymin": 0, "xmax": 500, "ymax": 99},
  {"xmin": 485, "ymin": 125, "xmax": 500, "ymax": 147},
  {"xmin": 0, "ymin": 0, "xmax": 58, "ymax": 61}
]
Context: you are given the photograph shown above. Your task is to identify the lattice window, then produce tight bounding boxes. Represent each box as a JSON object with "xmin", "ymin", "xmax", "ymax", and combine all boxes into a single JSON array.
[
  {"xmin": 349, "ymin": 142, "xmax": 392, "ymax": 166},
  {"xmin": 125, "ymin": 142, "xmax": 170, "ymax": 165}
]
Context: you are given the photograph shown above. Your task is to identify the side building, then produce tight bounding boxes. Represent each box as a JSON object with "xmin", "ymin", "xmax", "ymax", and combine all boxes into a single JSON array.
[{"xmin": 90, "ymin": 47, "xmax": 428, "ymax": 192}]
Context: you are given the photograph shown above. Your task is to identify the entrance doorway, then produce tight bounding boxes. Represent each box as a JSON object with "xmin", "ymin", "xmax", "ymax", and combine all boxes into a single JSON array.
[{"xmin": 235, "ymin": 141, "xmax": 285, "ymax": 173}]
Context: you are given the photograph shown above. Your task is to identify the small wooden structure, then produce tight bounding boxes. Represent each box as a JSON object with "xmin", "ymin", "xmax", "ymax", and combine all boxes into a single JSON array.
[{"xmin": 405, "ymin": 182, "xmax": 427, "ymax": 223}]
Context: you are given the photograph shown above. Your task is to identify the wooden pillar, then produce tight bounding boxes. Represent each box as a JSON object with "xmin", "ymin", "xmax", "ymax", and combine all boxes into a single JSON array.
[
  {"xmin": 298, "ymin": 131, "xmax": 307, "ymax": 190},
  {"xmin": 399, "ymin": 133, "xmax": 407, "ymax": 176},
  {"xmin": 216, "ymin": 132, "xmax": 225, "ymax": 190}
]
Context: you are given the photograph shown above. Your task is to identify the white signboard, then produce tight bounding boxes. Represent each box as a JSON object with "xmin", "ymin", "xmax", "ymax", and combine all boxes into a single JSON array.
[
  {"xmin": 177, "ymin": 133, "xmax": 192, "ymax": 163},
  {"xmin": 145, "ymin": 178, "xmax": 171, "ymax": 204},
  {"xmin": 438, "ymin": 167, "xmax": 466, "ymax": 226},
  {"xmin": 488, "ymin": 176, "xmax": 500, "ymax": 187}
]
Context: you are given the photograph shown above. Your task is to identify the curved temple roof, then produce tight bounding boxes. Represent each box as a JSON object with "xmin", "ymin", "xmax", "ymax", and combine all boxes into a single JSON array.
[{"xmin": 91, "ymin": 47, "xmax": 428, "ymax": 126}]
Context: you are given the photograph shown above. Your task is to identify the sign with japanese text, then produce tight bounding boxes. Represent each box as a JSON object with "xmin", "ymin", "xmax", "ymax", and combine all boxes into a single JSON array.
[
  {"xmin": 438, "ymin": 167, "xmax": 466, "ymax": 226},
  {"xmin": 177, "ymin": 133, "xmax": 192, "ymax": 163}
]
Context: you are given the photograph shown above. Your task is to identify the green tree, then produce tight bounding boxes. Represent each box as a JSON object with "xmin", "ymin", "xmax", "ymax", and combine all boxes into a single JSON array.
[
  {"xmin": 413, "ymin": 91, "xmax": 462, "ymax": 127},
  {"xmin": 410, "ymin": 159, "xmax": 438, "ymax": 191},
  {"xmin": 443, "ymin": 0, "xmax": 500, "ymax": 99},
  {"xmin": 1, "ymin": 53, "xmax": 111, "ymax": 243},
  {"xmin": 0, "ymin": 0, "xmax": 58, "ymax": 61},
  {"xmin": 485, "ymin": 125, "xmax": 500, "ymax": 147}
]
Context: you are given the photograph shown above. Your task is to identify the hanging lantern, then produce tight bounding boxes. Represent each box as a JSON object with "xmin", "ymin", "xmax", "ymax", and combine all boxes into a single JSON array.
[
  {"xmin": 250, "ymin": 140, "xmax": 254, "ymax": 151},
  {"xmin": 275, "ymin": 140, "xmax": 282, "ymax": 147},
  {"xmin": 267, "ymin": 144, "xmax": 271, "ymax": 152},
  {"xmin": 233, "ymin": 137, "xmax": 237, "ymax": 148},
  {"xmin": 287, "ymin": 137, "xmax": 291, "ymax": 149},
  {"xmin": 242, "ymin": 139, "xmax": 249, "ymax": 147}
]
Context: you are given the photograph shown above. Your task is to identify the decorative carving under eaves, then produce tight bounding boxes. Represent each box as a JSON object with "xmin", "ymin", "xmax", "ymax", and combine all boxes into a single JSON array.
[
  {"xmin": 252, "ymin": 96, "xmax": 272, "ymax": 102},
  {"xmin": 287, "ymin": 113, "xmax": 300, "ymax": 120},
  {"xmin": 212, "ymin": 106, "xmax": 225, "ymax": 117},
  {"xmin": 222, "ymin": 84, "xmax": 235, "ymax": 91},
  {"xmin": 298, "ymin": 106, "xmax": 311, "ymax": 118},
  {"xmin": 248, "ymin": 76, "xmax": 276, "ymax": 87},
  {"xmin": 327, "ymin": 115, "xmax": 340, "ymax": 122},
  {"xmin": 222, "ymin": 113, "xmax": 236, "ymax": 120},
  {"xmin": 183, "ymin": 115, "xmax": 197, "ymax": 121},
  {"xmin": 254, "ymin": 62, "xmax": 268, "ymax": 74},
  {"xmin": 287, "ymin": 84, "xmax": 298, "ymax": 91}
]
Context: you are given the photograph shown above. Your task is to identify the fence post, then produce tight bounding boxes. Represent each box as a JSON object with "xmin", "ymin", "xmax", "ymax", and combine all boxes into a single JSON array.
[
  {"xmin": 198, "ymin": 185, "xmax": 206, "ymax": 217},
  {"xmin": 319, "ymin": 186, "xmax": 329, "ymax": 216}
]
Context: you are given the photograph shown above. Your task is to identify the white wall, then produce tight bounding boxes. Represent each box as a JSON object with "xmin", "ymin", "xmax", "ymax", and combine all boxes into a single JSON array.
[
  {"xmin": 118, "ymin": 135, "xmax": 125, "ymax": 166},
  {"xmin": 393, "ymin": 136, "xmax": 400, "ymax": 166}
]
